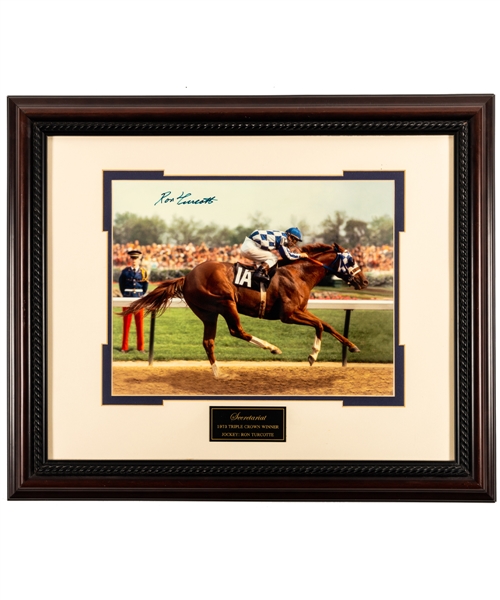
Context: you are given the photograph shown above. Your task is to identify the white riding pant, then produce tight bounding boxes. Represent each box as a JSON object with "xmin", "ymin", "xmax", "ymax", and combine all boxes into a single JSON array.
[{"xmin": 240, "ymin": 237, "xmax": 278, "ymax": 268}]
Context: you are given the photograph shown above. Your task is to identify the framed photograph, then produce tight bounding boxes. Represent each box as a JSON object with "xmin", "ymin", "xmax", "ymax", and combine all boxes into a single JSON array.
[{"xmin": 7, "ymin": 95, "xmax": 495, "ymax": 501}]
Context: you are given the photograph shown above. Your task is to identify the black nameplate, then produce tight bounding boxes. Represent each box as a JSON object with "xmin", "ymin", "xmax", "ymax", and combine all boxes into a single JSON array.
[{"xmin": 210, "ymin": 407, "xmax": 286, "ymax": 442}]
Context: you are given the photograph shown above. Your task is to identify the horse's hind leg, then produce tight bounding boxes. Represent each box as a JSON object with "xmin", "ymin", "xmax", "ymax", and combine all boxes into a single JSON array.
[
  {"xmin": 221, "ymin": 301, "xmax": 282, "ymax": 355},
  {"xmin": 189, "ymin": 305, "xmax": 221, "ymax": 378},
  {"xmin": 203, "ymin": 317, "xmax": 220, "ymax": 378}
]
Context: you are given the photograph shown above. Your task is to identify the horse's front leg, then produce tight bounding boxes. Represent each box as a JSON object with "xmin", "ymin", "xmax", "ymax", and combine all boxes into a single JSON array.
[
  {"xmin": 309, "ymin": 330, "xmax": 323, "ymax": 366},
  {"xmin": 291, "ymin": 309, "xmax": 360, "ymax": 353},
  {"xmin": 281, "ymin": 310, "xmax": 324, "ymax": 365},
  {"xmin": 282, "ymin": 309, "xmax": 359, "ymax": 365},
  {"xmin": 319, "ymin": 315, "xmax": 360, "ymax": 353}
]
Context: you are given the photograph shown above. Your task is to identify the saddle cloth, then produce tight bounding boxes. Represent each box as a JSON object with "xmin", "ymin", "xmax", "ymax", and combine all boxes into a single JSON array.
[{"xmin": 232, "ymin": 263, "xmax": 277, "ymax": 291}]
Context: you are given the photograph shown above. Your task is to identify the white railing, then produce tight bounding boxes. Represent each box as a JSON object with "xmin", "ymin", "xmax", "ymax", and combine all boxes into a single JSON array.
[{"xmin": 306, "ymin": 299, "xmax": 393, "ymax": 311}]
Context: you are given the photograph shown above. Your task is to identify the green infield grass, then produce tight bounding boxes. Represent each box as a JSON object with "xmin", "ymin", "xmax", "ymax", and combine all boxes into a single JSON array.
[{"xmin": 112, "ymin": 307, "xmax": 394, "ymax": 363}]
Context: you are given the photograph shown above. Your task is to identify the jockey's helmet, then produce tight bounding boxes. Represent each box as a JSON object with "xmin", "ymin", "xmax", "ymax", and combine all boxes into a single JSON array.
[{"xmin": 285, "ymin": 227, "xmax": 302, "ymax": 242}]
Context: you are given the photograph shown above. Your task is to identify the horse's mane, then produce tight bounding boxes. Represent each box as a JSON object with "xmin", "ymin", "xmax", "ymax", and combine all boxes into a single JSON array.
[
  {"xmin": 278, "ymin": 242, "xmax": 343, "ymax": 267},
  {"xmin": 300, "ymin": 242, "xmax": 343, "ymax": 255}
]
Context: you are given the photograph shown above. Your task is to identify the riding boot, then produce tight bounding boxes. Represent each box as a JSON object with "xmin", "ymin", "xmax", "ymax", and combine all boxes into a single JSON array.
[{"xmin": 253, "ymin": 264, "xmax": 270, "ymax": 283}]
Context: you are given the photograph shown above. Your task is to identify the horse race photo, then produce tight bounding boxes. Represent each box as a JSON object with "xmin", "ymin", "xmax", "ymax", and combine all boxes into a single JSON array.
[{"xmin": 107, "ymin": 174, "xmax": 400, "ymax": 403}]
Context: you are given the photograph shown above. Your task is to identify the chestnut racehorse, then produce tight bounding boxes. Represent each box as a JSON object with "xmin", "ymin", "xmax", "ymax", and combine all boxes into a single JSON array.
[{"xmin": 125, "ymin": 243, "xmax": 368, "ymax": 377}]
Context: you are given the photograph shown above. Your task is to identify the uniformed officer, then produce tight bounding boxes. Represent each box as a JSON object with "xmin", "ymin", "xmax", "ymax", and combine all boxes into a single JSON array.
[{"xmin": 119, "ymin": 249, "xmax": 149, "ymax": 352}]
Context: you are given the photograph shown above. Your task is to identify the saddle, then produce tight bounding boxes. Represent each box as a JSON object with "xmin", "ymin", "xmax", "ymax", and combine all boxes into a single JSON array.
[{"xmin": 232, "ymin": 263, "xmax": 277, "ymax": 291}]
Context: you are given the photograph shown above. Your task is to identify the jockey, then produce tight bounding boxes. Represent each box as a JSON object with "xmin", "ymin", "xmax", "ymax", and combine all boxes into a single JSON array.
[{"xmin": 241, "ymin": 227, "xmax": 308, "ymax": 282}]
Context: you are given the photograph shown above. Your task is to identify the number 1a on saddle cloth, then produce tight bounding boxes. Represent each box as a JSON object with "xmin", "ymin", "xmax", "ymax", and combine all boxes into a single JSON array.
[{"xmin": 233, "ymin": 263, "xmax": 277, "ymax": 291}]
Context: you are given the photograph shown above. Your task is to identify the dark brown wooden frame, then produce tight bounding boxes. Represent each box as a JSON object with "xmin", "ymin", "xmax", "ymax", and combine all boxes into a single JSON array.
[{"xmin": 7, "ymin": 95, "xmax": 496, "ymax": 501}]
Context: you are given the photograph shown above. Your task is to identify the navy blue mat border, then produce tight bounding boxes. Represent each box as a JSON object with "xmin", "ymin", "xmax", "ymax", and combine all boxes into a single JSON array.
[{"xmin": 103, "ymin": 171, "xmax": 404, "ymax": 407}]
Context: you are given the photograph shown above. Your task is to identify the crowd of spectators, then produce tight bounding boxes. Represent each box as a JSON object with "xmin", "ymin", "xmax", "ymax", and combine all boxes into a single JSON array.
[
  {"xmin": 113, "ymin": 241, "xmax": 242, "ymax": 272},
  {"xmin": 351, "ymin": 244, "xmax": 393, "ymax": 272},
  {"xmin": 114, "ymin": 242, "xmax": 394, "ymax": 274}
]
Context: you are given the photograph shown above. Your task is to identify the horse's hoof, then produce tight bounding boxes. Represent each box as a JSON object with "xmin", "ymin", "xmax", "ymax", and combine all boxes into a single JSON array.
[
  {"xmin": 308, "ymin": 355, "xmax": 316, "ymax": 366},
  {"xmin": 211, "ymin": 362, "xmax": 220, "ymax": 378},
  {"xmin": 349, "ymin": 346, "xmax": 360, "ymax": 353},
  {"xmin": 271, "ymin": 348, "xmax": 282, "ymax": 355}
]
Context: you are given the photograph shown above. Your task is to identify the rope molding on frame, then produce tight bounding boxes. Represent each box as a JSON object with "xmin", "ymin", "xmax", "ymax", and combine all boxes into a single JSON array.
[
  {"xmin": 35, "ymin": 120, "xmax": 468, "ymax": 134},
  {"xmin": 30, "ymin": 119, "xmax": 471, "ymax": 478},
  {"xmin": 35, "ymin": 463, "xmax": 467, "ymax": 477}
]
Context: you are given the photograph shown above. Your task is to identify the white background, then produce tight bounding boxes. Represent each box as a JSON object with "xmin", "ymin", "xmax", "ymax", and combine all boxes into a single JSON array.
[{"xmin": 0, "ymin": 1, "xmax": 497, "ymax": 599}]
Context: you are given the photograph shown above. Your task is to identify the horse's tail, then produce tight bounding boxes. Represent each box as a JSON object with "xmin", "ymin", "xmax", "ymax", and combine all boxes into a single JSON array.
[{"xmin": 123, "ymin": 277, "xmax": 185, "ymax": 317}]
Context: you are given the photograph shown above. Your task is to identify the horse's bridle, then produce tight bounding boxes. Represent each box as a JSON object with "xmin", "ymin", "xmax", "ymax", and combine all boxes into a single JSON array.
[{"xmin": 311, "ymin": 245, "xmax": 362, "ymax": 285}]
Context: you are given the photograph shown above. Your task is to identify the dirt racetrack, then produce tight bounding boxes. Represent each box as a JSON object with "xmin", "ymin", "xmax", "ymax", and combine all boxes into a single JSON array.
[{"xmin": 113, "ymin": 361, "xmax": 394, "ymax": 396}]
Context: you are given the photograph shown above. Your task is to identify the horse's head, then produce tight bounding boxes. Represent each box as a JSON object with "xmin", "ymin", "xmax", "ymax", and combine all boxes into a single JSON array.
[
  {"xmin": 302, "ymin": 243, "xmax": 369, "ymax": 290},
  {"xmin": 330, "ymin": 245, "xmax": 369, "ymax": 290}
]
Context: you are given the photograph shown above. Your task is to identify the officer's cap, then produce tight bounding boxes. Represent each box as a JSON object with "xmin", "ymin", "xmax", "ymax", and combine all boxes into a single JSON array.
[{"xmin": 127, "ymin": 249, "xmax": 142, "ymax": 259}]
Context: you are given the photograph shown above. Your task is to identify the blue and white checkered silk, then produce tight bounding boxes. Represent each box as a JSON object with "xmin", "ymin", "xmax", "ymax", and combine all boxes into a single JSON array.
[
  {"xmin": 249, "ymin": 230, "xmax": 301, "ymax": 260},
  {"xmin": 249, "ymin": 230, "xmax": 285, "ymax": 249}
]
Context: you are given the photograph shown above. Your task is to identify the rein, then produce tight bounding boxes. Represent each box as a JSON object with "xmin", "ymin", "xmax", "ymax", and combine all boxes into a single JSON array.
[{"xmin": 306, "ymin": 255, "xmax": 337, "ymax": 273}]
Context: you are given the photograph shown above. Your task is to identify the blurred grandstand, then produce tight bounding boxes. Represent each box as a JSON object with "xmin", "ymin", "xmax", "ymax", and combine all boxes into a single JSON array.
[{"xmin": 113, "ymin": 241, "xmax": 393, "ymax": 292}]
